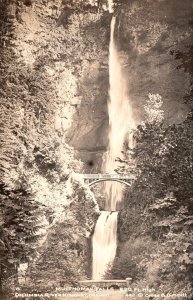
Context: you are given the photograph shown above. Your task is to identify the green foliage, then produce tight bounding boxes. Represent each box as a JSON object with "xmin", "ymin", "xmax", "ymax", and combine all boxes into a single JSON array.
[
  {"xmin": 106, "ymin": 236, "xmax": 154, "ymax": 280},
  {"xmin": 0, "ymin": 189, "xmax": 50, "ymax": 292},
  {"xmin": 171, "ymin": 45, "xmax": 193, "ymax": 104},
  {"xmin": 144, "ymin": 93, "xmax": 164, "ymax": 125},
  {"xmin": 138, "ymin": 194, "xmax": 193, "ymax": 296},
  {"xmin": 0, "ymin": 1, "xmax": 93, "ymax": 295},
  {"xmin": 116, "ymin": 96, "xmax": 193, "ymax": 295},
  {"xmin": 133, "ymin": 115, "xmax": 193, "ymax": 203},
  {"xmin": 26, "ymin": 180, "xmax": 98, "ymax": 291}
]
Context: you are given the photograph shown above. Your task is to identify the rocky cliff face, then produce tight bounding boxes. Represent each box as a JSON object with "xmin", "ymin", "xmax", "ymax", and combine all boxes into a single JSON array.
[
  {"xmin": 1, "ymin": 0, "xmax": 192, "ymax": 169},
  {"xmin": 0, "ymin": 0, "xmax": 102, "ymax": 291},
  {"xmin": 0, "ymin": 0, "xmax": 110, "ymax": 173},
  {"xmin": 116, "ymin": 0, "xmax": 192, "ymax": 124},
  {"xmin": 69, "ymin": 0, "xmax": 192, "ymax": 169},
  {"xmin": 2, "ymin": 0, "xmax": 191, "ymax": 171}
]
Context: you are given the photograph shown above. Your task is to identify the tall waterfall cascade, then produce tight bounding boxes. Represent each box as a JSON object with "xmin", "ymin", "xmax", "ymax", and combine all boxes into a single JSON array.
[{"xmin": 92, "ymin": 15, "xmax": 135, "ymax": 280}]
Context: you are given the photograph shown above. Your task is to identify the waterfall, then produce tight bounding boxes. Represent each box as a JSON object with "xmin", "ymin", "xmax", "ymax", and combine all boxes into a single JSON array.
[
  {"xmin": 104, "ymin": 17, "xmax": 135, "ymax": 211},
  {"xmin": 92, "ymin": 16, "xmax": 135, "ymax": 280},
  {"xmin": 92, "ymin": 211, "xmax": 118, "ymax": 280},
  {"xmin": 108, "ymin": 0, "xmax": 114, "ymax": 13}
]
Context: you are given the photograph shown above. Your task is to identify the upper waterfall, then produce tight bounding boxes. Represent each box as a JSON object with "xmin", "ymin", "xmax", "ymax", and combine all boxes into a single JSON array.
[{"xmin": 103, "ymin": 17, "xmax": 135, "ymax": 211}]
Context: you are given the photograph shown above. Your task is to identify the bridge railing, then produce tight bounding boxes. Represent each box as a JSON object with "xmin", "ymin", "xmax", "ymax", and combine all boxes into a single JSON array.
[{"xmin": 77, "ymin": 174, "xmax": 136, "ymax": 180}]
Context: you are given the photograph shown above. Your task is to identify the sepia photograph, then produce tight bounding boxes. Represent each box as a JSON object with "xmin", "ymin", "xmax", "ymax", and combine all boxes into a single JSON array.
[{"xmin": 0, "ymin": 0, "xmax": 193, "ymax": 299}]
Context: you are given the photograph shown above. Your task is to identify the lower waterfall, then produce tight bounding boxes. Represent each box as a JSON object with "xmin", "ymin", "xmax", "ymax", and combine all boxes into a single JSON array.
[{"xmin": 92, "ymin": 211, "xmax": 118, "ymax": 280}]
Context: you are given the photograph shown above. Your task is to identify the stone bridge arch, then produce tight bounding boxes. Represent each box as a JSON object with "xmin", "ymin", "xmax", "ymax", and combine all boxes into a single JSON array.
[{"xmin": 88, "ymin": 178, "xmax": 132, "ymax": 187}]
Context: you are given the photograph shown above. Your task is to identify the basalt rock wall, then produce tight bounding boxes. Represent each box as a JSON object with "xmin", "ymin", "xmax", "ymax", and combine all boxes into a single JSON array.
[
  {"xmin": 69, "ymin": 0, "xmax": 193, "ymax": 170},
  {"xmin": 1, "ymin": 0, "xmax": 192, "ymax": 171}
]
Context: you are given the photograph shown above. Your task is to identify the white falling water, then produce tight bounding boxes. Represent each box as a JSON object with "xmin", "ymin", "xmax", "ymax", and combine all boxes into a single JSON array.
[
  {"xmin": 108, "ymin": 0, "xmax": 114, "ymax": 13},
  {"xmin": 92, "ymin": 16, "xmax": 135, "ymax": 280},
  {"xmin": 104, "ymin": 17, "xmax": 135, "ymax": 211},
  {"xmin": 92, "ymin": 211, "xmax": 118, "ymax": 280}
]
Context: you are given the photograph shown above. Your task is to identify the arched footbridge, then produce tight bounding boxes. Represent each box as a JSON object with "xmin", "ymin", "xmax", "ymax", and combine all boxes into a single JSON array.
[{"xmin": 77, "ymin": 173, "xmax": 135, "ymax": 187}]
